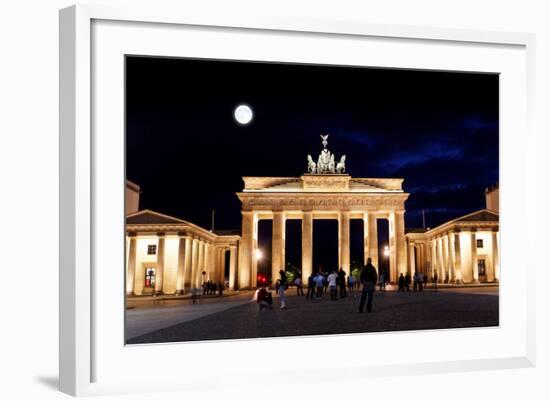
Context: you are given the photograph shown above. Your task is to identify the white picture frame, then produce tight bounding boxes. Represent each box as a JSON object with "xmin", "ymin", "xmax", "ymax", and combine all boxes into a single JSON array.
[{"xmin": 59, "ymin": 4, "xmax": 536, "ymax": 397}]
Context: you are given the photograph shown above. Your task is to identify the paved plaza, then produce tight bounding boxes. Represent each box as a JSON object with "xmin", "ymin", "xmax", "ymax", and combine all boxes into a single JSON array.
[{"xmin": 126, "ymin": 286, "xmax": 499, "ymax": 344}]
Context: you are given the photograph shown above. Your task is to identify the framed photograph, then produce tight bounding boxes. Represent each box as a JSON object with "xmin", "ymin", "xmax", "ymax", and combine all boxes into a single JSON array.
[{"xmin": 60, "ymin": 4, "xmax": 536, "ymax": 397}]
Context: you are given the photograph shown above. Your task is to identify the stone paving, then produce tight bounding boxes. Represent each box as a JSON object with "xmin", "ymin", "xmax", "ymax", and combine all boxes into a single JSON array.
[{"xmin": 126, "ymin": 286, "xmax": 499, "ymax": 344}]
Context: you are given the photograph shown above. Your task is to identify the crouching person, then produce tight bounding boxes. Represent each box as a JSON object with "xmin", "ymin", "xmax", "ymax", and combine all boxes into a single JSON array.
[{"xmin": 257, "ymin": 286, "xmax": 273, "ymax": 311}]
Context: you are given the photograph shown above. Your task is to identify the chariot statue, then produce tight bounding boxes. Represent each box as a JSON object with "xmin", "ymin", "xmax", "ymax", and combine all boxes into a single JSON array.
[{"xmin": 306, "ymin": 134, "xmax": 347, "ymax": 175}]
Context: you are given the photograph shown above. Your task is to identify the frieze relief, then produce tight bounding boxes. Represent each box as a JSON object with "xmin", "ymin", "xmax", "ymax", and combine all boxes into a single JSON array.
[{"xmin": 242, "ymin": 196, "xmax": 406, "ymax": 210}]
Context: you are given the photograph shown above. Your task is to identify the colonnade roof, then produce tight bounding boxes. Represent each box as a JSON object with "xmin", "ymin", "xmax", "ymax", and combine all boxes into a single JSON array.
[
  {"xmin": 406, "ymin": 209, "xmax": 499, "ymax": 239},
  {"xmin": 241, "ymin": 175, "xmax": 405, "ymax": 193},
  {"xmin": 126, "ymin": 209, "xmax": 240, "ymax": 242}
]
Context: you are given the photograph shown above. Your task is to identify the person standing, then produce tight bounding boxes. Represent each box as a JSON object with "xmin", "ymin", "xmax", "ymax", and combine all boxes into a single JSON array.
[
  {"xmin": 405, "ymin": 272, "xmax": 411, "ymax": 292},
  {"xmin": 306, "ymin": 273, "xmax": 316, "ymax": 300},
  {"xmin": 338, "ymin": 267, "xmax": 347, "ymax": 298},
  {"xmin": 418, "ymin": 271, "xmax": 424, "ymax": 292},
  {"xmin": 347, "ymin": 274, "xmax": 355, "ymax": 295},
  {"xmin": 278, "ymin": 269, "xmax": 288, "ymax": 309},
  {"xmin": 398, "ymin": 273, "xmax": 405, "ymax": 292},
  {"xmin": 413, "ymin": 271, "xmax": 419, "ymax": 292},
  {"xmin": 315, "ymin": 273, "xmax": 324, "ymax": 298},
  {"xmin": 378, "ymin": 267, "xmax": 386, "ymax": 292},
  {"xmin": 328, "ymin": 270, "xmax": 338, "ymax": 301},
  {"xmin": 294, "ymin": 277, "xmax": 304, "ymax": 296},
  {"xmin": 358, "ymin": 258, "xmax": 378, "ymax": 313}
]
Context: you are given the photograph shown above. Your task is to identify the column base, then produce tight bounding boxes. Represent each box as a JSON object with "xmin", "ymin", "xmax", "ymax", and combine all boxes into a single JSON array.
[
  {"xmin": 153, "ymin": 291, "xmax": 163, "ymax": 296},
  {"xmin": 175, "ymin": 290, "xmax": 184, "ymax": 296}
]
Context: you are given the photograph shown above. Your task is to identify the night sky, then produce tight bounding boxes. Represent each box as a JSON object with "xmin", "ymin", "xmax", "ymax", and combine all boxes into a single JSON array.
[{"xmin": 126, "ymin": 56, "xmax": 499, "ymax": 273}]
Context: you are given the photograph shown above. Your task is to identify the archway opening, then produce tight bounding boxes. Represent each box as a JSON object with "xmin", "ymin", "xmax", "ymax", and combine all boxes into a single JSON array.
[{"xmin": 313, "ymin": 220, "xmax": 338, "ymax": 273}]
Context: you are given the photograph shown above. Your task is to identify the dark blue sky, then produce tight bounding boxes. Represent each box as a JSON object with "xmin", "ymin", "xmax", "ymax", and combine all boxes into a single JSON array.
[{"xmin": 126, "ymin": 56, "xmax": 498, "ymax": 271}]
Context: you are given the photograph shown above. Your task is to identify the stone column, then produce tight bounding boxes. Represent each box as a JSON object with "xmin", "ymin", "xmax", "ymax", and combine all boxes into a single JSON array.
[
  {"xmin": 175, "ymin": 235, "xmax": 188, "ymax": 295},
  {"xmin": 486, "ymin": 231, "xmax": 496, "ymax": 282},
  {"xmin": 492, "ymin": 229, "xmax": 499, "ymax": 282},
  {"xmin": 408, "ymin": 242, "xmax": 416, "ymax": 276},
  {"xmin": 470, "ymin": 231, "xmax": 479, "ymax": 283},
  {"xmin": 388, "ymin": 213, "xmax": 397, "ymax": 282},
  {"xmin": 126, "ymin": 235, "xmax": 137, "ymax": 295},
  {"xmin": 183, "ymin": 236, "xmax": 193, "ymax": 292},
  {"xmin": 366, "ymin": 212, "xmax": 379, "ymax": 271},
  {"xmin": 199, "ymin": 241, "xmax": 207, "ymax": 287},
  {"xmin": 302, "ymin": 211, "xmax": 313, "ymax": 281},
  {"xmin": 438, "ymin": 237, "xmax": 445, "ymax": 282},
  {"xmin": 238, "ymin": 212, "xmax": 254, "ymax": 289},
  {"xmin": 338, "ymin": 211, "xmax": 350, "ymax": 275},
  {"xmin": 453, "ymin": 231, "xmax": 462, "ymax": 284},
  {"xmin": 435, "ymin": 237, "xmax": 442, "ymax": 282},
  {"xmin": 394, "ymin": 211, "xmax": 407, "ymax": 280},
  {"xmin": 229, "ymin": 245, "xmax": 238, "ymax": 290},
  {"xmin": 190, "ymin": 238, "xmax": 199, "ymax": 290},
  {"xmin": 272, "ymin": 211, "xmax": 286, "ymax": 286},
  {"xmin": 431, "ymin": 240, "xmax": 437, "ymax": 280},
  {"xmin": 220, "ymin": 248, "xmax": 227, "ymax": 283},
  {"xmin": 443, "ymin": 234, "xmax": 450, "ymax": 282},
  {"xmin": 154, "ymin": 234, "xmax": 165, "ymax": 295}
]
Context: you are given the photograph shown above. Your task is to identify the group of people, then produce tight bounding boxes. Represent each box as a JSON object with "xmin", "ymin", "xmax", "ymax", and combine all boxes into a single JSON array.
[
  {"xmin": 202, "ymin": 280, "xmax": 225, "ymax": 296},
  {"xmin": 303, "ymin": 268, "xmax": 349, "ymax": 301},
  {"xmin": 257, "ymin": 258, "xmax": 379, "ymax": 314},
  {"xmin": 397, "ymin": 271, "xmax": 427, "ymax": 292}
]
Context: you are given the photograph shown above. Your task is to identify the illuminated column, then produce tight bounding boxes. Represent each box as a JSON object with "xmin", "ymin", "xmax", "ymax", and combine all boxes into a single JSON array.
[
  {"xmin": 408, "ymin": 242, "xmax": 416, "ymax": 276},
  {"xmin": 394, "ymin": 211, "xmax": 407, "ymax": 280},
  {"xmin": 154, "ymin": 234, "xmax": 165, "ymax": 295},
  {"xmin": 470, "ymin": 230, "xmax": 479, "ymax": 283},
  {"xmin": 443, "ymin": 234, "xmax": 450, "ymax": 282},
  {"xmin": 388, "ymin": 213, "xmax": 397, "ymax": 282},
  {"xmin": 229, "ymin": 245, "xmax": 238, "ymax": 290},
  {"xmin": 430, "ymin": 240, "xmax": 436, "ymax": 280},
  {"xmin": 435, "ymin": 237, "xmax": 442, "ymax": 282},
  {"xmin": 486, "ymin": 232, "xmax": 496, "ymax": 282},
  {"xmin": 221, "ymin": 248, "xmax": 227, "ymax": 283},
  {"xmin": 302, "ymin": 211, "xmax": 313, "ymax": 280},
  {"xmin": 492, "ymin": 229, "xmax": 499, "ymax": 282},
  {"xmin": 190, "ymin": 238, "xmax": 199, "ymax": 289},
  {"xmin": 366, "ymin": 212, "xmax": 379, "ymax": 271},
  {"xmin": 175, "ymin": 235, "xmax": 188, "ymax": 295},
  {"xmin": 453, "ymin": 231, "xmax": 462, "ymax": 284},
  {"xmin": 251, "ymin": 215, "xmax": 259, "ymax": 288},
  {"xmin": 338, "ymin": 211, "xmax": 350, "ymax": 275},
  {"xmin": 272, "ymin": 211, "xmax": 286, "ymax": 286},
  {"xmin": 201, "ymin": 241, "xmax": 206, "ymax": 287},
  {"xmin": 183, "ymin": 236, "xmax": 193, "ymax": 292},
  {"xmin": 126, "ymin": 235, "xmax": 137, "ymax": 295},
  {"xmin": 238, "ymin": 212, "xmax": 254, "ymax": 289}
]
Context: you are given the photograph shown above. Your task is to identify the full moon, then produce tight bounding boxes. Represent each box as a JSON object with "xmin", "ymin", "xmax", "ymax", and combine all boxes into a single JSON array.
[{"xmin": 234, "ymin": 104, "xmax": 253, "ymax": 125}]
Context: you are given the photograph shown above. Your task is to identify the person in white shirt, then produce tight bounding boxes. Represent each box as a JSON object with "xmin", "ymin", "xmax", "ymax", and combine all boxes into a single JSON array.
[
  {"xmin": 294, "ymin": 277, "xmax": 304, "ymax": 296},
  {"xmin": 327, "ymin": 270, "xmax": 338, "ymax": 301}
]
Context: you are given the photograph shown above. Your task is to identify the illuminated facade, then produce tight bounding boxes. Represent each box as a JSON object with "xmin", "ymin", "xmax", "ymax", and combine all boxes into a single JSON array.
[{"xmin": 125, "ymin": 209, "xmax": 239, "ymax": 295}]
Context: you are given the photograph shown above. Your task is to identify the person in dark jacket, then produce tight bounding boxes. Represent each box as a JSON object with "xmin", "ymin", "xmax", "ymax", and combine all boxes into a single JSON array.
[
  {"xmin": 306, "ymin": 273, "xmax": 315, "ymax": 300},
  {"xmin": 405, "ymin": 273, "xmax": 411, "ymax": 292},
  {"xmin": 398, "ymin": 273, "xmax": 405, "ymax": 292},
  {"xmin": 278, "ymin": 269, "xmax": 288, "ymax": 309},
  {"xmin": 338, "ymin": 267, "xmax": 347, "ymax": 298},
  {"xmin": 358, "ymin": 258, "xmax": 378, "ymax": 313}
]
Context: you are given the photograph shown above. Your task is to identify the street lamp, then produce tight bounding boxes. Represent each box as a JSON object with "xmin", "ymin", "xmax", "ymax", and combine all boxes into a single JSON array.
[
  {"xmin": 383, "ymin": 245, "xmax": 390, "ymax": 258},
  {"xmin": 255, "ymin": 249, "xmax": 263, "ymax": 261}
]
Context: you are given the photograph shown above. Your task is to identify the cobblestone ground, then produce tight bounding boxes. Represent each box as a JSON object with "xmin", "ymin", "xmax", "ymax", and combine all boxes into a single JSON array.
[{"xmin": 126, "ymin": 288, "xmax": 499, "ymax": 344}]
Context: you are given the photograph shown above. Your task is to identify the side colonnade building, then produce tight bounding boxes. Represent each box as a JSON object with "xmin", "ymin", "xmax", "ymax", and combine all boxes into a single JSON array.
[
  {"xmin": 406, "ymin": 209, "xmax": 499, "ymax": 284},
  {"xmin": 125, "ymin": 209, "xmax": 239, "ymax": 295}
]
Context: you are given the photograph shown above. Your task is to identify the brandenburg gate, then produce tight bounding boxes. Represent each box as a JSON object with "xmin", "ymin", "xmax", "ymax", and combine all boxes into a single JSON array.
[{"xmin": 236, "ymin": 135, "xmax": 409, "ymax": 289}]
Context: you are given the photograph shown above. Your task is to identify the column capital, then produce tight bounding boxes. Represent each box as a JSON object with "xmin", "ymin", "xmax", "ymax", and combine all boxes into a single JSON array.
[
  {"xmin": 127, "ymin": 232, "xmax": 137, "ymax": 238},
  {"xmin": 156, "ymin": 232, "xmax": 166, "ymax": 237}
]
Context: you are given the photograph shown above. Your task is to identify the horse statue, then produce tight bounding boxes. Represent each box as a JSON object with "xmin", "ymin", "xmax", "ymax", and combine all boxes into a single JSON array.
[
  {"xmin": 336, "ymin": 155, "xmax": 346, "ymax": 173},
  {"xmin": 328, "ymin": 154, "xmax": 336, "ymax": 173},
  {"xmin": 307, "ymin": 155, "xmax": 317, "ymax": 173}
]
